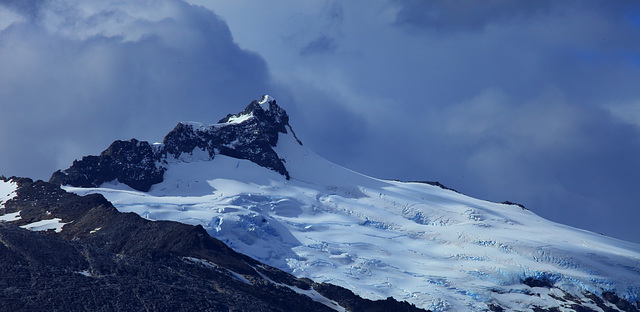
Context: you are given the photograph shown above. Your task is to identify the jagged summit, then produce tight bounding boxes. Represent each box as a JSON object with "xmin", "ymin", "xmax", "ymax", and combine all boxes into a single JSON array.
[{"xmin": 50, "ymin": 96, "xmax": 302, "ymax": 191}]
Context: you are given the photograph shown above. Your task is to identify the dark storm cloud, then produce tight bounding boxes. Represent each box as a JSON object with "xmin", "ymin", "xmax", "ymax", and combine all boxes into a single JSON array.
[
  {"xmin": 393, "ymin": 0, "xmax": 640, "ymax": 34},
  {"xmin": 235, "ymin": 0, "xmax": 640, "ymax": 242},
  {"xmin": 0, "ymin": 0, "xmax": 273, "ymax": 180},
  {"xmin": 394, "ymin": 0, "xmax": 552, "ymax": 32},
  {"xmin": 0, "ymin": 0, "xmax": 41, "ymax": 18},
  {"xmin": 368, "ymin": 0, "xmax": 640, "ymax": 242},
  {"xmin": 430, "ymin": 90, "xmax": 640, "ymax": 239}
]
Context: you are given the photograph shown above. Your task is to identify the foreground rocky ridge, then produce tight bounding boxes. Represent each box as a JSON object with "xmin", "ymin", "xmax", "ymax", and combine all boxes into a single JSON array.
[
  {"xmin": 0, "ymin": 177, "xmax": 424, "ymax": 312},
  {"xmin": 50, "ymin": 96, "xmax": 301, "ymax": 192}
]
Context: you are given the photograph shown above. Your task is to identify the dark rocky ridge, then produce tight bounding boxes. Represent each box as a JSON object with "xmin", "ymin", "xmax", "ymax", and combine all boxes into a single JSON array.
[
  {"xmin": 50, "ymin": 96, "xmax": 302, "ymax": 191},
  {"xmin": 0, "ymin": 176, "xmax": 426, "ymax": 312}
]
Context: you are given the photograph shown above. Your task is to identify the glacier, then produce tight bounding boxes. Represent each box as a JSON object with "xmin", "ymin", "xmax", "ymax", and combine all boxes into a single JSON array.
[
  {"xmin": 64, "ymin": 130, "xmax": 640, "ymax": 311},
  {"xmin": 59, "ymin": 96, "xmax": 640, "ymax": 311}
]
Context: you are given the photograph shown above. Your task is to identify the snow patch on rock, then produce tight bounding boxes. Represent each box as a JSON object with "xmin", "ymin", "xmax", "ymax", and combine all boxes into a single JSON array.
[
  {"xmin": 0, "ymin": 211, "xmax": 21, "ymax": 222},
  {"xmin": 20, "ymin": 218, "xmax": 67, "ymax": 233},
  {"xmin": 226, "ymin": 112, "xmax": 254, "ymax": 124},
  {"xmin": 0, "ymin": 179, "xmax": 18, "ymax": 209},
  {"xmin": 258, "ymin": 94, "xmax": 275, "ymax": 111}
]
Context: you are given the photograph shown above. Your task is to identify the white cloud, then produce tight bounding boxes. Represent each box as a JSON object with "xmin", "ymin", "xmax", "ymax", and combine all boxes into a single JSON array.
[{"xmin": 0, "ymin": 0, "xmax": 272, "ymax": 179}]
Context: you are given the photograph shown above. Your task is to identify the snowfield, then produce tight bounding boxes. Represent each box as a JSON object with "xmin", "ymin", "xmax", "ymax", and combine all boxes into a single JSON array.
[
  {"xmin": 66, "ymin": 130, "xmax": 640, "ymax": 311},
  {"xmin": 0, "ymin": 179, "xmax": 18, "ymax": 209}
]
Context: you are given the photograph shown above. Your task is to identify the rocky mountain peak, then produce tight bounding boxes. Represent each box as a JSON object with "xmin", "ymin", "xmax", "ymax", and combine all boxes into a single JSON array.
[{"xmin": 50, "ymin": 96, "xmax": 302, "ymax": 192}]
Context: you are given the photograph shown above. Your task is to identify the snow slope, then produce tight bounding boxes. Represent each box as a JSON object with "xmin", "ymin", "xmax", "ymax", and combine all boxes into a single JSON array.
[
  {"xmin": 66, "ymin": 129, "xmax": 640, "ymax": 311},
  {"xmin": 0, "ymin": 179, "xmax": 18, "ymax": 209},
  {"xmin": 0, "ymin": 179, "xmax": 20, "ymax": 222}
]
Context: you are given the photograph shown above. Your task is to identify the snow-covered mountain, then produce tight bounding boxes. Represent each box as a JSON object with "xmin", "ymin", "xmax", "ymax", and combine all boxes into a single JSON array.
[{"xmin": 52, "ymin": 96, "xmax": 640, "ymax": 311}]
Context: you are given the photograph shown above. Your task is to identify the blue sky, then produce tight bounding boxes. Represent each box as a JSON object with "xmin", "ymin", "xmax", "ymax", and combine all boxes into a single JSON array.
[{"xmin": 1, "ymin": 0, "xmax": 639, "ymax": 243}]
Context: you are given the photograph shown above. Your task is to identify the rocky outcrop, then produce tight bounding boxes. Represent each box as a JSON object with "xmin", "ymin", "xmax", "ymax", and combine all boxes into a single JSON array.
[
  {"xmin": 50, "ymin": 139, "xmax": 164, "ymax": 192},
  {"xmin": 50, "ymin": 96, "xmax": 302, "ymax": 191},
  {"xmin": 0, "ymin": 222, "xmax": 265, "ymax": 312}
]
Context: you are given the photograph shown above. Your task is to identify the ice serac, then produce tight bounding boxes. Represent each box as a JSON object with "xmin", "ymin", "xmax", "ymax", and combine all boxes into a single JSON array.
[{"xmin": 50, "ymin": 95, "xmax": 302, "ymax": 191}]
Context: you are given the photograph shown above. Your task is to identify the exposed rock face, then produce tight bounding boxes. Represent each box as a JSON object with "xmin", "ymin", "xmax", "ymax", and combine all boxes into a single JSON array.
[
  {"xmin": 0, "ymin": 177, "xmax": 427, "ymax": 312},
  {"xmin": 0, "ymin": 222, "xmax": 257, "ymax": 312},
  {"xmin": 50, "ymin": 96, "xmax": 302, "ymax": 191},
  {"xmin": 50, "ymin": 139, "xmax": 164, "ymax": 192}
]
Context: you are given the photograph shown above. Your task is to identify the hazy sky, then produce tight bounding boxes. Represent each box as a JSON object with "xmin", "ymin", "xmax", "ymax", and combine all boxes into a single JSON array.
[{"xmin": 1, "ymin": 0, "xmax": 639, "ymax": 243}]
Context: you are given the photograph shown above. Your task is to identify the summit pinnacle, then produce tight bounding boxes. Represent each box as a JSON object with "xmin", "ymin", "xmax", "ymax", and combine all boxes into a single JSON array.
[{"xmin": 50, "ymin": 96, "xmax": 302, "ymax": 191}]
